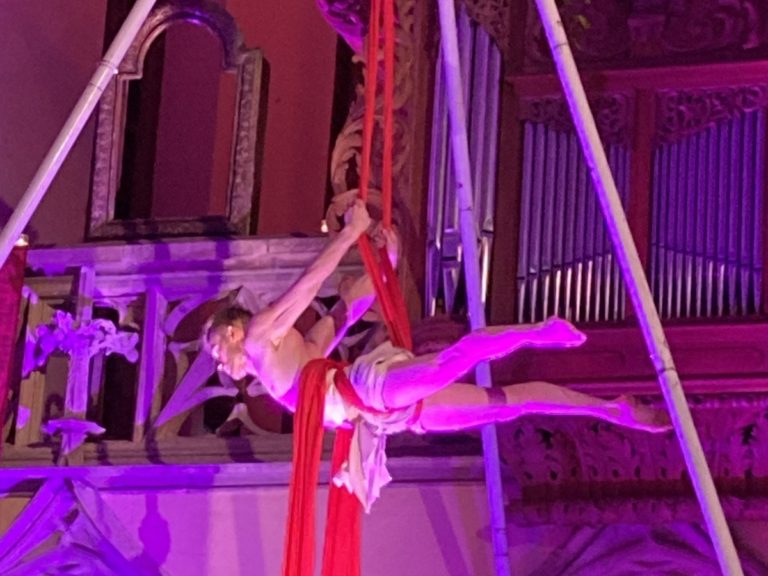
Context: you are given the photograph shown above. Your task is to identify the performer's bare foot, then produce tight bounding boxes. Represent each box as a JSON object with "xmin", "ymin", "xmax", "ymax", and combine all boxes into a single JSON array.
[
  {"xmin": 612, "ymin": 395, "xmax": 672, "ymax": 433},
  {"xmin": 466, "ymin": 317, "xmax": 586, "ymax": 363},
  {"xmin": 532, "ymin": 316, "xmax": 587, "ymax": 348}
]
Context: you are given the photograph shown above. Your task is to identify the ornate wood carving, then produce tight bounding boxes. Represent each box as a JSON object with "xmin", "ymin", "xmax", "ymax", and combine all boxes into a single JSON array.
[
  {"xmin": 500, "ymin": 394, "xmax": 768, "ymax": 524},
  {"xmin": 316, "ymin": 0, "xmax": 370, "ymax": 52},
  {"xmin": 656, "ymin": 85, "xmax": 768, "ymax": 144},
  {"xmin": 19, "ymin": 238, "xmax": 365, "ymax": 458},
  {"xmin": 408, "ymin": 317, "xmax": 768, "ymax": 523},
  {"xmin": 524, "ymin": 0, "xmax": 631, "ymax": 66},
  {"xmin": 327, "ymin": 2, "xmax": 416, "ymax": 207},
  {"xmin": 518, "ymin": 93, "xmax": 634, "ymax": 146},
  {"xmin": 24, "ymin": 310, "xmax": 139, "ymax": 375},
  {"xmin": 457, "ymin": 0, "xmax": 768, "ymax": 69},
  {"xmin": 88, "ymin": 0, "xmax": 267, "ymax": 240},
  {"xmin": 526, "ymin": 523, "xmax": 767, "ymax": 575},
  {"xmin": 326, "ymin": 0, "xmax": 432, "ymax": 320},
  {"xmin": 461, "ymin": 0, "xmax": 513, "ymax": 59}
]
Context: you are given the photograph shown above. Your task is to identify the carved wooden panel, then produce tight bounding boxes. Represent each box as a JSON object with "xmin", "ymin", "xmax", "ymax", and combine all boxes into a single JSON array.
[
  {"xmin": 525, "ymin": 0, "xmax": 766, "ymax": 69},
  {"xmin": 0, "ymin": 479, "xmax": 167, "ymax": 575},
  {"xmin": 656, "ymin": 84, "xmax": 768, "ymax": 144},
  {"xmin": 14, "ymin": 237, "xmax": 365, "ymax": 464},
  {"xmin": 526, "ymin": 523, "xmax": 767, "ymax": 575},
  {"xmin": 518, "ymin": 93, "xmax": 634, "ymax": 147},
  {"xmin": 459, "ymin": 0, "xmax": 768, "ymax": 70},
  {"xmin": 500, "ymin": 393, "xmax": 768, "ymax": 525}
]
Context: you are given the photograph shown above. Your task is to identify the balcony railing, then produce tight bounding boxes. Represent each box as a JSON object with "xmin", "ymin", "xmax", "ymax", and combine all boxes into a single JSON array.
[{"xmin": 4, "ymin": 236, "xmax": 364, "ymax": 466}]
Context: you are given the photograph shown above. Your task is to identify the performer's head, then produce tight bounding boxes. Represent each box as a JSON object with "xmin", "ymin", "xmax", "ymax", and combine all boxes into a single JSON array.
[{"xmin": 202, "ymin": 305, "xmax": 254, "ymax": 380}]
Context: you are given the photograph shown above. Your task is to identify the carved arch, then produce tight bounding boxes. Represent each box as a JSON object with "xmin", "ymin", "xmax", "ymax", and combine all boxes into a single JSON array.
[{"xmin": 88, "ymin": 0, "xmax": 267, "ymax": 239}]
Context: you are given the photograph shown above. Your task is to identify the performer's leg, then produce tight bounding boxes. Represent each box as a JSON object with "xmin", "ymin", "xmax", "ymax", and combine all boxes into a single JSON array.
[
  {"xmin": 415, "ymin": 382, "xmax": 670, "ymax": 433},
  {"xmin": 380, "ymin": 317, "xmax": 586, "ymax": 409}
]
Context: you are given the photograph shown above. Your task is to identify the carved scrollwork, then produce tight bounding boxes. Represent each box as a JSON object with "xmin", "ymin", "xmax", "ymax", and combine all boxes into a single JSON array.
[
  {"xmin": 524, "ymin": 0, "xmax": 764, "ymax": 69},
  {"xmin": 88, "ymin": 0, "xmax": 267, "ymax": 239},
  {"xmin": 656, "ymin": 85, "xmax": 768, "ymax": 144},
  {"xmin": 499, "ymin": 393, "xmax": 768, "ymax": 524},
  {"xmin": 316, "ymin": 0, "xmax": 370, "ymax": 52},
  {"xmin": 657, "ymin": 0, "xmax": 761, "ymax": 54},
  {"xmin": 527, "ymin": 523, "xmax": 767, "ymax": 575},
  {"xmin": 23, "ymin": 311, "xmax": 139, "ymax": 377},
  {"xmin": 524, "ymin": 0, "xmax": 631, "ymax": 66},
  {"xmin": 461, "ymin": 0, "xmax": 512, "ymax": 59},
  {"xmin": 518, "ymin": 93, "xmax": 634, "ymax": 146},
  {"xmin": 327, "ymin": 0, "xmax": 416, "ymax": 222}
]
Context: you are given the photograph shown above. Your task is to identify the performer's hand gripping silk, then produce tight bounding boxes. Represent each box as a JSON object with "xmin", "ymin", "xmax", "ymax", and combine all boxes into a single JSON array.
[{"xmin": 204, "ymin": 200, "xmax": 669, "ymax": 510}]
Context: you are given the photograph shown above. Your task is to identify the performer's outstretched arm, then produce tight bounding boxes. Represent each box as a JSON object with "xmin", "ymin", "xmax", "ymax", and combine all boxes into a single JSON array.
[
  {"xmin": 304, "ymin": 227, "xmax": 399, "ymax": 357},
  {"xmin": 251, "ymin": 200, "xmax": 371, "ymax": 344}
]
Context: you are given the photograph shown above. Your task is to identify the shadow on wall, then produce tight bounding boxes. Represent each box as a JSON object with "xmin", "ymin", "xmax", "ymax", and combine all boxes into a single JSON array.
[
  {"xmin": 136, "ymin": 492, "xmax": 172, "ymax": 570},
  {"xmin": 418, "ymin": 485, "xmax": 475, "ymax": 576}
]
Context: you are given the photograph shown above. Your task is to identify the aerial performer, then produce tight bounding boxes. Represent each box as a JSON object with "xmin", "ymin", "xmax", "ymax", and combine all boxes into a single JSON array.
[{"xmin": 203, "ymin": 199, "xmax": 670, "ymax": 512}]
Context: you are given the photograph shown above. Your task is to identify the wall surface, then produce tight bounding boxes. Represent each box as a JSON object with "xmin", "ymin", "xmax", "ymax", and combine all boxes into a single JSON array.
[
  {"xmin": 0, "ymin": 1, "xmax": 106, "ymax": 245},
  {"xmin": 101, "ymin": 482, "xmax": 494, "ymax": 576},
  {"xmin": 4, "ymin": 478, "xmax": 767, "ymax": 575},
  {"xmin": 226, "ymin": 0, "xmax": 337, "ymax": 235}
]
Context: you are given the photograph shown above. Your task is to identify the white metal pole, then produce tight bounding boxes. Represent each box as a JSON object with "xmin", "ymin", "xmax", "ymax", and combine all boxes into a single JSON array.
[
  {"xmin": 436, "ymin": 1, "xmax": 511, "ymax": 575},
  {"xmin": 532, "ymin": 1, "xmax": 744, "ymax": 574},
  {"xmin": 0, "ymin": 0, "xmax": 158, "ymax": 267}
]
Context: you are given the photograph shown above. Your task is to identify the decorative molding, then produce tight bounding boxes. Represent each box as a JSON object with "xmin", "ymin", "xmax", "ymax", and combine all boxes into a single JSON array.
[
  {"xmin": 527, "ymin": 523, "xmax": 767, "ymax": 575},
  {"xmin": 656, "ymin": 84, "xmax": 768, "ymax": 144},
  {"xmin": 42, "ymin": 419, "xmax": 106, "ymax": 459},
  {"xmin": 0, "ymin": 479, "xmax": 168, "ymax": 575},
  {"xmin": 518, "ymin": 93, "xmax": 634, "ymax": 146},
  {"xmin": 492, "ymin": 322, "xmax": 768, "ymax": 391},
  {"xmin": 524, "ymin": 0, "xmax": 629, "ymax": 66},
  {"xmin": 120, "ymin": 0, "xmax": 243, "ymax": 77},
  {"xmin": 461, "ymin": 0, "xmax": 512, "ymax": 59},
  {"xmin": 316, "ymin": 0, "xmax": 369, "ymax": 52},
  {"xmin": 523, "ymin": 0, "xmax": 765, "ymax": 69},
  {"xmin": 499, "ymin": 393, "xmax": 768, "ymax": 524},
  {"xmin": 15, "ymin": 238, "xmax": 365, "ymax": 458},
  {"xmin": 87, "ymin": 0, "xmax": 267, "ymax": 240},
  {"xmin": 327, "ymin": 0, "xmax": 417, "ymax": 225},
  {"xmin": 23, "ymin": 311, "xmax": 139, "ymax": 377}
]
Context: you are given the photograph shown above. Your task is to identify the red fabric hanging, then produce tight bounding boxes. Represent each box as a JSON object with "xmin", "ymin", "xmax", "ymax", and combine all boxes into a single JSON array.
[
  {"xmin": 0, "ymin": 246, "xmax": 27, "ymax": 458},
  {"xmin": 321, "ymin": 424, "xmax": 361, "ymax": 576},
  {"xmin": 282, "ymin": 0, "xmax": 412, "ymax": 574},
  {"xmin": 282, "ymin": 359, "xmax": 362, "ymax": 576},
  {"xmin": 356, "ymin": 0, "xmax": 411, "ymax": 351}
]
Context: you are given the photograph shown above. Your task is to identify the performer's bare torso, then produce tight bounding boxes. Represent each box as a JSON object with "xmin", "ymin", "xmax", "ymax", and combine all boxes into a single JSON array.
[{"xmin": 243, "ymin": 322, "xmax": 312, "ymax": 412}]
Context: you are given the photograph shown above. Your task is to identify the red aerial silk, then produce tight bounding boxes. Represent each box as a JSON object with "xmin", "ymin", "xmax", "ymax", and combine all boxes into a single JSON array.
[
  {"xmin": 0, "ymin": 245, "xmax": 28, "ymax": 458},
  {"xmin": 281, "ymin": 358, "xmax": 361, "ymax": 576},
  {"xmin": 282, "ymin": 0, "xmax": 412, "ymax": 574}
]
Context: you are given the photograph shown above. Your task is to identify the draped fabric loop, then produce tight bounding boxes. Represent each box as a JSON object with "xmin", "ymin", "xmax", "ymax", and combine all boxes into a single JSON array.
[{"xmin": 282, "ymin": 1, "xmax": 413, "ymax": 575}]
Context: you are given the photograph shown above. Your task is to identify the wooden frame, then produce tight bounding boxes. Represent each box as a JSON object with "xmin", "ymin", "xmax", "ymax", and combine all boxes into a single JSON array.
[{"xmin": 87, "ymin": 0, "xmax": 268, "ymax": 239}]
